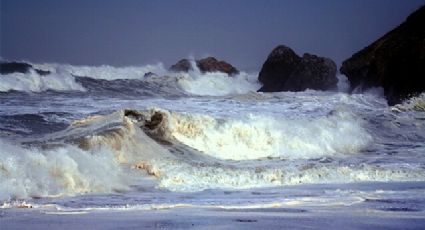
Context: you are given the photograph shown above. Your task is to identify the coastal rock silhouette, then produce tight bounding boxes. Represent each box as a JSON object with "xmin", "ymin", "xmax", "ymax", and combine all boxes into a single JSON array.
[
  {"xmin": 0, "ymin": 61, "xmax": 50, "ymax": 75},
  {"xmin": 258, "ymin": 45, "xmax": 337, "ymax": 92},
  {"xmin": 170, "ymin": 57, "xmax": 239, "ymax": 75},
  {"xmin": 340, "ymin": 5, "xmax": 425, "ymax": 105}
]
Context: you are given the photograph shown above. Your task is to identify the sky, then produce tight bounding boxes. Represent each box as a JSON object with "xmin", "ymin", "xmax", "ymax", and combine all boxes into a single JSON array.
[{"xmin": 1, "ymin": 0, "xmax": 424, "ymax": 70}]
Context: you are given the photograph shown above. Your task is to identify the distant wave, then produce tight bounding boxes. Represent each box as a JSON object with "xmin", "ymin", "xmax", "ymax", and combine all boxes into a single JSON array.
[
  {"xmin": 1, "ymin": 62, "xmax": 260, "ymax": 96},
  {"xmin": 176, "ymin": 65, "xmax": 260, "ymax": 96},
  {"xmin": 0, "ymin": 70, "xmax": 85, "ymax": 92},
  {"xmin": 32, "ymin": 62, "xmax": 168, "ymax": 80}
]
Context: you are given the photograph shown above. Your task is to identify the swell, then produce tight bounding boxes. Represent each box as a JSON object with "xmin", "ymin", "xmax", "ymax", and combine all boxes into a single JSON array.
[
  {"xmin": 0, "ymin": 112, "xmax": 72, "ymax": 137},
  {"xmin": 74, "ymin": 76, "xmax": 187, "ymax": 98}
]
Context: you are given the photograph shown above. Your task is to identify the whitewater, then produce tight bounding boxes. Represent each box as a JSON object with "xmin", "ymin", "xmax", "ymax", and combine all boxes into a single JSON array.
[{"xmin": 1, "ymin": 61, "xmax": 425, "ymax": 228}]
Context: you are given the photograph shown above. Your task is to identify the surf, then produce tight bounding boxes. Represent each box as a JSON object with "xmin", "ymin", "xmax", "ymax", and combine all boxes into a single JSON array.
[{"xmin": 2, "ymin": 106, "xmax": 424, "ymax": 201}]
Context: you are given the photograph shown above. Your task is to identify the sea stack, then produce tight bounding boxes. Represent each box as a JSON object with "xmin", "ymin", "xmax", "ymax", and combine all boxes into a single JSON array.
[
  {"xmin": 258, "ymin": 45, "xmax": 337, "ymax": 92},
  {"xmin": 340, "ymin": 5, "xmax": 425, "ymax": 105}
]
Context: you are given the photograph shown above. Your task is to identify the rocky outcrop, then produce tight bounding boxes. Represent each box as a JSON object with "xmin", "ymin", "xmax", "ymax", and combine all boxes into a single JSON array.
[
  {"xmin": 170, "ymin": 59, "xmax": 192, "ymax": 72},
  {"xmin": 196, "ymin": 57, "xmax": 239, "ymax": 75},
  {"xmin": 170, "ymin": 57, "xmax": 239, "ymax": 75},
  {"xmin": 0, "ymin": 62, "xmax": 32, "ymax": 74},
  {"xmin": 340, "ymin": 5, "xmax": 425, "ymax": 105},
  {"xmin": 258, "ymin": 45, "xmax": 337, "ymax": 92},
  {"xmin": 0, "ymin": 61, "xmax": 50, "ymax": 75},
  {"xmin": 143, "ymin": 72, "xmax": 157, "ymax": 78}
]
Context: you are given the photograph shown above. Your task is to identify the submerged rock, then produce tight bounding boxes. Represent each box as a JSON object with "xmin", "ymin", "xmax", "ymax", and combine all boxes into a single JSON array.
[
  {"xmin": 143, "ymin": 72, "xmax": 157, "ymax": 78},
  {"xmin": 340, "ymin": 5, "xmax": 425, "ymax": 105},
  {"xmin": 258, "ymin": 45, "xmax": 337, "ymax": 92},
  {"xmin": 170, "ymin": 57, "xmax": 239, "ymax": 75}
]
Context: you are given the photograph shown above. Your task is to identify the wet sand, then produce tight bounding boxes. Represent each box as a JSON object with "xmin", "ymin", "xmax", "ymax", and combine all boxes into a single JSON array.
[{"xmin": 1, "ymin": 207, "xmax": 424, "ymax": 230}]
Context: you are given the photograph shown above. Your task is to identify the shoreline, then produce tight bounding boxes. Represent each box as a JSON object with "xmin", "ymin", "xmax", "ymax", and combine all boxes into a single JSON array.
[{"xmin": 2, "ymin": 207, "xmax": 425, "ymax": 230}]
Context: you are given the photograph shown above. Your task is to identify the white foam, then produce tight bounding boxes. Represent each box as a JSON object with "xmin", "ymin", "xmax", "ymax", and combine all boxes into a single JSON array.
[
  {"xmin": 157, "ymin": 154, "xmax": 425, "ymax": 192},
  {"xmin": 337, "ymin": 74, "xmax": 350, "ymax": 92},
  {"xmin": 0, "ymin": 70, "xmax": 85, "ymax": 92},
  {"xmin": 156, "ymin": 108, "xmax": 372, "ymax": 160},
  {"xmin": 392, "ymin": 92, "xmax": 425, "ymax": 112},
  {"xmin": 177, "ymin": 71, "xmax": 260, "ymax": 96},
  {"xmin": 0, "ymin": 139, "xmax": 128, "ymax": 201}
]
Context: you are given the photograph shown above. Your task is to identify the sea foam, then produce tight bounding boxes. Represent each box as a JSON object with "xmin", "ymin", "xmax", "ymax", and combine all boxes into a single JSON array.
[
  {"xmin": 151, "ymin": 108, "xmax": 373, "ymax": 160},
  {"xmin": 177, "ymin": 71, "xmax": 260, "ymax": 96},
  {"xmin": 0, "ymin": 139, "xmax": 128, "ymax": 201}
]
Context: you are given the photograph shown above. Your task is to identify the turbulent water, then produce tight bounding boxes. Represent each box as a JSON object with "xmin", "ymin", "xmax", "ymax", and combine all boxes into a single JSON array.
[{"xmin": 1, "ymin": 62, "xmax": 425, "ymax": 221}]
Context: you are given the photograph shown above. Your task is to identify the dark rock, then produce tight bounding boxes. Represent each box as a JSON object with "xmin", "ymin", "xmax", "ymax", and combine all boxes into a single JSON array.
[
  {"xmin": 196, "ymin": 57, "xmax": 239, "ymax": 75},
  {"xmin": 35, "ymin": 69, "xmax": 51, "ymax": 76},
  {"xmin": 258, "ymin": 45, "xmax": 337, "ymax": 92},
  {"xmin": 340, "ymin": 5, "xmax": 425, "ymax": 105},
  {"xmin": 170, "ymin": 59, "xmax": 192, "ymax": 72},
  {"xmin": 0, "ymin": 61, "xmax": 51, "ymax": 75},
  {"xmin": 143, "ymin": 72, "xmax": 157, "ymax": 78},
  {"xmin": 144, "ymin": 112, "xmax": 163, "ymax": 130},
  {"xmin": 124, "ymin": 109, "xmax": 144, "ymax": 122},
  {"xmin": 169, "ymin": 57, "xmax": 239, "ymax": 75},
  {"xmin": 0, "ymin": 62, "xmax": 33, "ymax": 74}
]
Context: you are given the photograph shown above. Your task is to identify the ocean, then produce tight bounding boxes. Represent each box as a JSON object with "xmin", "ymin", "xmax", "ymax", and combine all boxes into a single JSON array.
[{"xmin": 1, "ymin": 62, "xmax": 425, "ymax": 229}]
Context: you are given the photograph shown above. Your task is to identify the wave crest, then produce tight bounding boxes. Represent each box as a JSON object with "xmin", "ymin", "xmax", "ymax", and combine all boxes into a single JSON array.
[
  {"xmin": 0, "ymin": 140, "xmax": 128, "ymax": 201},
  {"xmin": 147, "ymin": 108, "xmax": 373, "ymax": 160},
  {"xmin": 0, "ymin": 70, "xmax": 85, "ymax": 92}
]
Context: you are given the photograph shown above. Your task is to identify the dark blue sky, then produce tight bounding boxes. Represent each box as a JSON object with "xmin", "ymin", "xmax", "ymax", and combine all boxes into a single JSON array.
[{"xmin": 1, "ymin": 0, "xmax": 424, "ymax": 70}]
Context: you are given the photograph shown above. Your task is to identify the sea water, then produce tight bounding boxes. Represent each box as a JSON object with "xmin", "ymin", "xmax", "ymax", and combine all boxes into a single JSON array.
[{"xmin": 1, "ymin": 62, "xmax": 425, "ymax": 226}]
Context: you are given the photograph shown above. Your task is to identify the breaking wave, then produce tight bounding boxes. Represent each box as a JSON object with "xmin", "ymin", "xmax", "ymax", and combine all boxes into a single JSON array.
[
  {"xmin": 33, "ymin": 63, "xmax": 168, "ymax": 80},
  {"xmin": 74, "ymin": 109, "xmax": 425, "ymax": 192},
  {"xmin": 175, "ymin": 61, "xmax": 260, "ymax": 96},
  {"xmin": 392, "ymin": 92, "xmax": 425, "ymax": 112},
  {"xmin": 0, "ymin": 139, "xmax": 128, "ymax": 201},
  {"xmin": 177, "ymin": 71, "xmax": 260, "ymax": 96},
  {"xmin": 153, "ymin": 108, "xmax": 373, "ymax": 160},
  {"xmin": 0, "ymin": 70, "xmax": 85, "ymax": 92},
  {"xmin": 1, "ymin": 108, "xmax": 425, "ymax": 200},
  {"xmin": 1, "ymin": 62, "xmax": 260, "ymax": 96}
]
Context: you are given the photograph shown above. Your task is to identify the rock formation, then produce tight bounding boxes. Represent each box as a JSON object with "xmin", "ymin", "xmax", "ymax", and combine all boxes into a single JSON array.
[
  {"xmin": 0, "ymin": 61, "xmax": 50, "ymax": 75},
  {"xmin": 196, "ymin": 57, "xmax": 239, "ymax": 75},
  {"xmin": 170, "ymin": 57, "xmax": 239, "ymax": 75},
  {"xmin": 258, "ymin": 45, "xmax": 337, "ymax": 92},
  {"xmin": 340, "ymin": 5, "xmax": 425, "ymax": 105},
  {"xmin": 170, "ymin": 59, "xmax": 192, "ymax": 72}
]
